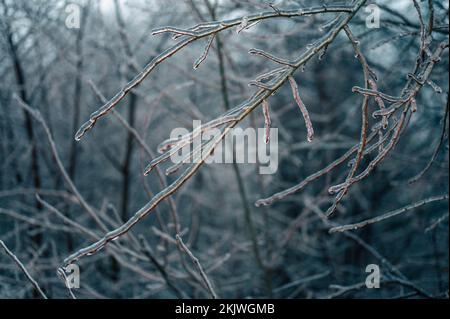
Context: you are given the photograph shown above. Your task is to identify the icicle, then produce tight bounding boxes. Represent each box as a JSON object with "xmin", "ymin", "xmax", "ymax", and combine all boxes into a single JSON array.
[
  {"xmin": 193, "ymin": 34, "xmax": 215, "ymax": 70},
  {"xmin": 318, "ymin": 45, "xmax": 328, "ymax": 60},
  {"xmin": 288, "ymin": 76, "xmax": 314, "ymax": 142},
  {"xmin": 236, "ymin": 16, "xmax": 249, "ymax": 34},
  {"xmin": 75, "ymin": 120, "xmax": 95, "ymax": 141},
  {"xmin": 244, "ymin": 20, "xmax": 260, "ymax": 31},
  {"xmin": 368, "ymin": 68, "xmax": 378, "ymax": 81},
  {"xmin": 269, "ymin": 3, "xmax": 281, "ymax": 14},
  {"xmin": 262, "ymin": 99, "xmax": 271, "ymax": 144},
  {"xmin": 427, "ymin": 79, "xmax": 443, "ymax": 94},
  {"xmin": 410, "ymin": 98, "xmax": 417, "ymax": 113}
]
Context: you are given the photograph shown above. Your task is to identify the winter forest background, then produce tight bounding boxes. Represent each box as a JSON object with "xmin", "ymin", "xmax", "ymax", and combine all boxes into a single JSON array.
[{"xmin": 0, "ymin": 0, "xmax": 448, "ymax": 299}]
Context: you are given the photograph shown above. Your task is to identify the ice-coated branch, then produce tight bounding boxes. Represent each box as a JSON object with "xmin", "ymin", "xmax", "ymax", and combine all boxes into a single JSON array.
[
  {"xmin": 425, "ymin": 212, "xmax": 449, "ymax": 233},
  {"xmin": 329, "ymin": 194, "xmax": 449, "ymax": 233},
  {"xmin": 262, "ymin": 99, "xmax": 271, "ymax": 144},
  {"xmin": 333, "ymin": 40, "xmax": 449, "ymax": 193},
  {"xmin": 63, "ymin": 123, "xmax": 238, "ymax": 265},
  {"xmin": 73, "ymin": 4, "xmax": 357, "ymax": 141},
  {"xmin": 193, "ymin": 34, "xmax": 215, "ymax": 69},
  {"xmin": 369, "ymin": 79, "xmax": 388, "ymax": 128},
  {"xmin": 152, "ymin": 26, "xmax": 198, "ymax": 37},
  {"xmin": 255, "ymin": 128, "xmax": 381, "ymax": 207},
  {"xmin": 409, "ymin": 97, "xmax": 449, "ymax": 183},
  {"xmin": 256, "ymin": 8, "xmax": 447, "ymax": 215},
  {"xmin": 88, "ymin": 80, "xmax": 182, "ymax": 232},
  {"xmin": 352, "ymin": 86, "xmax": 402, "ymax": 103},
  {"xmin": 288, "ymin": 76, "xmax": 314, "ymax": 142},
  {"xmin": 325, "ymin": 25, "xmax": 371, "ymax": 217},
  {"xmin": 0, "ymin": 240, "xmax": 48, "ymax": 299},
  {"xmin": 248, "ymin": 48, "xmax": 296, "ymax": 67},
  {"xmin": 14, "ymin": 95, "xmax": 108, "ymax": 232},
  {"xmin": 63, "ymin": 0, "xmax": 368, "ymax": 265},
  {"xmin": 176, "ymin": 234, "xmax": 217, "ymax": 299},
  {"xmin": 254, "ymin": 67, "xmax": 288, "ymax": 82}
]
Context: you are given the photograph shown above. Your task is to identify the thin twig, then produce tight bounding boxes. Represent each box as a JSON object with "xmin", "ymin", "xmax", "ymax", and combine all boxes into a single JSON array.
[
  {"xmin": 13, "ymin": 95, "xmax": 108, "ymax": 232},
  {"xmin": 248, "ymin": 48, "xmax": 296, "ymax": 67},
  {"xmin": 409, "ymin": 97, "xmax": 449, "ymax": 183},
  {"xmin": 193, "ymin": 34, "xmax": 215, "ymax": 69},
  {"xmin": 175, "ymin": 234, "xmax": 218, "ymax": 299},
  {"xmin": 62, "ymin": 0, "xmax": 368, "ymax": 265},
  {"xmin": 329, "ymin": 194, "xmax": 449, "ymax": 233},
  {"xmin": 73, "ymin": 4, "xmax": 357, "ymax": 141},
  {"xmin": 288, "ymin": 76, "xmax": 314, "ymax": 142},
  {"xmin": 0, "ymin": 240, "xmax": 48, "ymax": 299},
  {"xmin": 326, "ymin": 25, "xmax": 370, "ymax": 217},
  {"xmin": 262, "ymin": 99, "xmax": 271, "ymax": 144},
  {"xmin": 425, "ymin": 212, "xmax": 449, "ymax": 233}
]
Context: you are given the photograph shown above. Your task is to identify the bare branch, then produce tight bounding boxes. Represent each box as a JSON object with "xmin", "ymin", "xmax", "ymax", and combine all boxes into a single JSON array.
[
  {"xmin": 288, "ymin": 76, "xmax": 314, "ymax": 142},
  {"xmin": 329, "ymin": 194, "xmax": 449, "ymax": 233},
  {"xmin": 176, "ymin": 234, "xmax": 217, "ymax": 299},
  {"xmin": 0, "ymin": 240, "xmax": 48, "ymax": 299}
]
